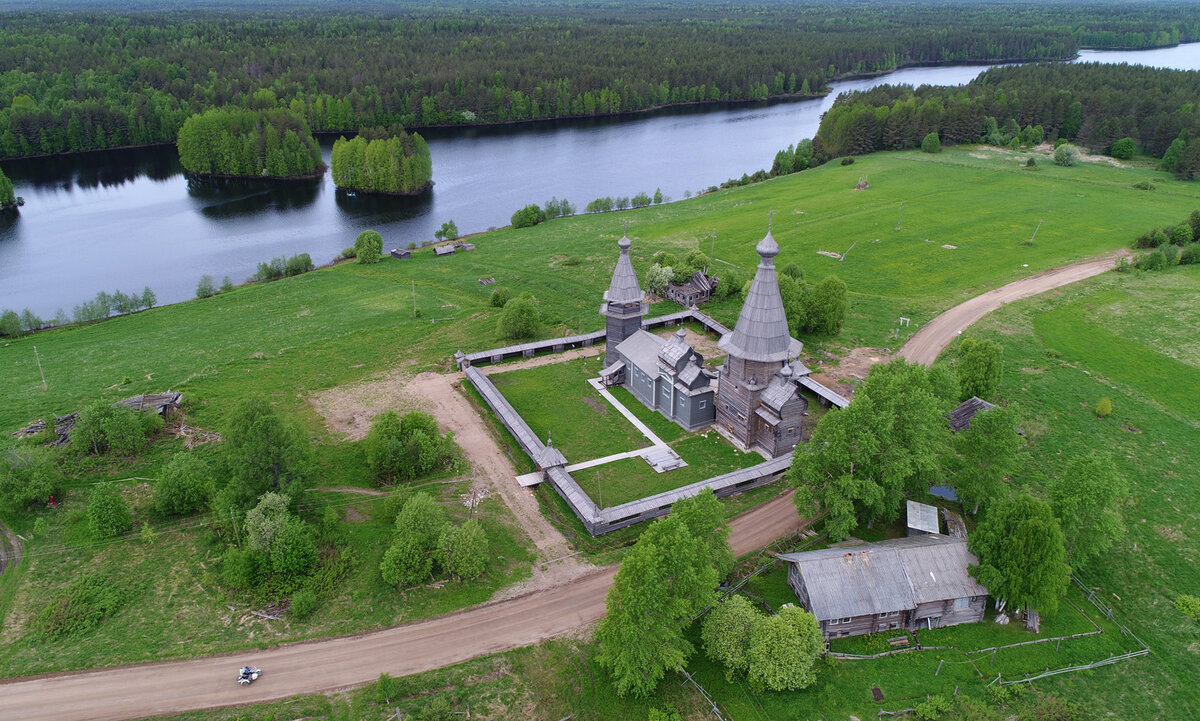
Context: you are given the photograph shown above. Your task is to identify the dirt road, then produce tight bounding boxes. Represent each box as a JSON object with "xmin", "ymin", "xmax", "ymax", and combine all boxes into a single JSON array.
[
  {"xmin": 0, "ymin": 492, "xmax": 800, "ymax": 721},
  {"xmin": 896, "ymin": 253, "xmax": 1122, "ymax": 367}
]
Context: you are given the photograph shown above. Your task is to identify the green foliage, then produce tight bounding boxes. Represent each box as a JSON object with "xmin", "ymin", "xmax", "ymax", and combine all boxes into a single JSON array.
[
  {"xmin": 365, "ymin": 410, "xmax": 458, "ymax": 484},
  {"xmin": 488, "ymin": 287, "xmax": 512, "ymax": 308},
  {"xmin": 289, "ymin": 588, "xmax": 318, "ymax": 620},
  {"xmin": 341, "ymin": 246, "xmax": 357, "ymax": 259},
  {"xmin": 701, "ymin": 595, "xmax": 759, "ymax": 681},
  {"xmin": 956, "ymin": 337, "xmax": 1004, "ymax": 401},
  {"xmin": 196, "ymin": 275, "xmax": 217, "ymax": 299},
  {"xmin": 1110, "ymin": 137, "xmax": 1136, "ymax": 160},
  {"xmin": 381, "ymin": 492, "xmax": 447, "ymax": 588},
  {"xmin": 355, "ymin": 230, "xmax": 384, "ymax": 264},
  {"xmin": 970, "ymin": 493, "xmax": 1070, "ymax": 614},
  {"xmin": 269, "ymin": 516, "xmax": 318, "ymax": 577},
  {"xmin": 435, "ymin": 220, "xmax": 460, "ymax": 241},
  {"xmin": 915, "ymin": 694, "xmax": 954, "ymax": 720},
  {"xmin": 1049, "ymin": 453, "xmax": 1128, "ymax": 566},
  {"xmin": 497, "ymin": 296, "xmax": 540, "ymax": 339},
  {"xmin": 141, "ymin": 286, "xmax": 157, "ymax": 309},
  {"xmin": 808, "ymin": 275, "xmax": 849, "ymax": 335},
  {"xmin": 139, "ymin": 520, "xmax": 157, "ymax": 544},
  {"xmin": 245, "ymin": 492, "xmax": 292, "ymax": 553},
  {"xmin": 221, "ymin": 546, "xmax": 263, "ymax": 590},
  {"xmin": 791, "ymin": 359, "xmax": 949, "ymax": 539},
  {"xmin": 595, "ymin": 499, "xmax": 729, "ymax": 697},
  {"xmin": 331, "ymin": 130, "xmax": 432, "ymax": 193},
  {"xmin": 647, "ymin": 707, "xmax": 683, "ymax": 721},
  {"xmin": 87, "ymin": 483, "xmax": 133, "ymax": 539},
  {"xmin": 0, "ymin": 445, "xmax": 60, "ymax": 513},
  {"xmin": 1053, "ymin": 143, "xmax": 1079, "ymax": 167},
  {"xmin": 0, "ymin": 309, "xmax": 21, "ymax": 338},
  {"xmin": 36, "ymin": 576, "xmax": 128, "ymax": 639},
  {"xmin": 177, "ymin": 108, "xmax": 322, "ymax": 178},
  {"xmin": 71, "ymin": 401, "xmax": 157, "ymax": 456},
  {"xmin": 437, "ymin": 518, "xmax": 489, "ymax": 581},
  {"xmin": 220, "ymin": 398, "xmax": 309, "ymax": 509},
  {"xmin": 950, "ymin": 403, "xmax": 1022, "ymax": 514},
  {"xmin": 921, "ymin": 131, "xmax": 942, "ymax": 153},
  {"xmin": 153, "ymin": 453, "xmax": 213, "ymax": 516},
  {"xmin": 645, "ymin": 264, "xmax": 673, "ymax": 296},
  {"xmin": 746, "ymin": 605, "xmax": 824, "ymax": 693},
  {"xmin": 1095, "ymin": 396, "xmax": 1112, "ymax": 418},
  {"xmin": 0, "ymin": 166, "xmax": 14, "ymax": 205},
  {"xmin": 1175, "ymin": 594, "xmax": 1200, "ymax": 623},
  {"xmin": 511, "ymin": 203, "xmax": 547, "ymax": 229}
]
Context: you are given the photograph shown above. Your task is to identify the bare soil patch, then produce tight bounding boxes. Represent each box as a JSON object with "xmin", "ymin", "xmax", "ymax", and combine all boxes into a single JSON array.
[
  {"xmin": 807, "ymin": 347, "xmax": 889, "ymax": 400},
  {"xmin": 344, "ymin": 507, "xmax": 370, "ymax": 523},
  {"xmin": 651, "ymin": 326, "xmax": 725, "ymax": 361}
]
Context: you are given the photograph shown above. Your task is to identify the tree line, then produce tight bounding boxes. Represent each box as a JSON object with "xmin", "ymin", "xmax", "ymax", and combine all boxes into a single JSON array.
[
  {"xmin": 330, "ymin": 126, "xmax": 432, "ymax": 195},
  {"xmin": 175, "ymin": 108, "xmax": 323, "ymax": 178},
  {"xmin": 814, "ymin": 62, "xmax": 1200, "ymax": 175},
  {"xmin": 3, "ymin": 1, "xmax": 1199, "ymax": 158}
]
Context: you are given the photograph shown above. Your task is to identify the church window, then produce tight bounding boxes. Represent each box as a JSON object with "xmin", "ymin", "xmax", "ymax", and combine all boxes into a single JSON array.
[{"xmin": 699, "ymin": 400, "xmax": 707, "ymax": 409}]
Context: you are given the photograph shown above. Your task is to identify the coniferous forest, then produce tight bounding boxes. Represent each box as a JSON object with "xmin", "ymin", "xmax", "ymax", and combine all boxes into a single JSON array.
[
  {"xmin": 175, "ymin": 108, "xmax": 324, "ymax": 179},
  {"xmin": 331, "ymin": 127, "xmax": 432, "ymax": 195},
  {"xmin": 814, "ymin": 63, "xmax": 1200, "ymax": 176},
  {"xmin": 2, "ymin": 0, "xmax": 1200, "ymax": 159}
]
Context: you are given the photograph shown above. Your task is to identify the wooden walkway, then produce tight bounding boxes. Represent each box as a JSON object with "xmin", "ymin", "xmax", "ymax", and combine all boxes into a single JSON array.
[{"xmin": 797, "ymin": 375, "xmax": 850, "ymax": 409}]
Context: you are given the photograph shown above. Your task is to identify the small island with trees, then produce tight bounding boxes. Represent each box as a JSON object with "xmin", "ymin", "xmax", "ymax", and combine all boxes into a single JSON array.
[
  {"xmin": 175, "ymin": 108, "xmax": 325, "ymax": 180},
  {"xmin": 0, "ymin": 166, "xmax": 18, "ymax": 211},
  {"xmin": 331, "ymin": 125, "xmax": 433, "ymax": 196}
]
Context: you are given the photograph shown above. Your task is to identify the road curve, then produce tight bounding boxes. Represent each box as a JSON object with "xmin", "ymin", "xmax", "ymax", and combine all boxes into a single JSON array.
[
  {"xmin": 896, "ymin": 252, "xmax": 1123, "ymax": 367},
  {"xmin": 0, "ymin": 492, "xmax": 801, "ymax": 721}
]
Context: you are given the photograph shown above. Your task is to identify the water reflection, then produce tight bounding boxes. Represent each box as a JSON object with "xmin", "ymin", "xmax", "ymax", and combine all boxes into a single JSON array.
[
  {"xmin": 188, "ymin": 175, "xmax": 323, "ymax": 218},
  {"xmin": 334, "ymin": 186, "xmax": 434, "ymax": 223}
]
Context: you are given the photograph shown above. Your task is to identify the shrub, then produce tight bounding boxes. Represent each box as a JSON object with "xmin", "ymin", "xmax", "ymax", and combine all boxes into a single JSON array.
[
  {"xmin": 1096, "ymin": 397, "xmax": 1112, "ymax": 418},
  {"xmin": 1171, "ymin": 224, "xmax": 1194, "ymax": 245},
  {"xmin": 1025, "ymin": 157, "xmax": 1037, "ymax": 168},
  {"xmin": 36, "ymin": 576, "xmax": 128, "ymax": 639},
  {"xmin": 32, "ymin": 516, "xmax": 49, "ymax": 538},
  {"xmin": 914, "ymin": 694, "xmax": 953, "ymax": 720},
  {"xmin": 153, "ymin": 453, "xmax": 213, "ymax": 516},
  {"xmin": 196, "ymin": 274, "xmax": 217, "ymax": 298},
  {"xmin": 840, "ymin": 156, "xmax": 855, "ymax": 165},
  {"xmin": 72, "ymin": 401, "xmax": 158, "ymax": 456},
  {"xmin": 290, "ymin": 588, "xmax": 318, "ymax": 620},
  {"xmin": 1137, "ymin": 248, "xmax": 1167, "ymax": 271},
  {"xmin": 340, "ymin": 246, "xmax": 357, "ymax": 259},
  {"xmin": 355, "ymin": 230, "xmax": 383, "ymax": 264},
  {"xmin": 497, "ymin": 296, "xmax": 539, "ymax": 339},
  {"xmin": 220, "ymin": 276, "xmax": 234, "ymax": 292},
  {"xmin": 647, "ymin": 708, "xmax": 683, "ymax": 721},
  {"xmin": 285, "ymin": 253, "xmax": 314, "ymax": 276},
  {"xmin": 631, "ymin": 191, "xmax": 652, "ymax": 208},
  {"xmin": 222, "ymin": 546, "xmax": 263, "ymax": 589},
  {"xmin": 488, "ymin": 287, "xmax": 512, "ymax": 308},
  {"xmin": 1110, "ymin": 137, "xmax": 1136, "ymax": 160},
  {"xmin": 921, "ymin": 132, "xmax": 941, "ymax": 153},
  {"xmin": 1131, "ymin": 180, "xmax": 1154, "ymax": 191},
  {"xmin": 0, "ymin": 309, "xmax": 21, "ymax": 338},
  {"xmin": 1176, "ymin": 594, "xmax": 1200, "ymax": 623},
  {"xmin": 87, "ymin": 484, "xmax": 133, "ymax": 539},
  {"xmin": 510, "ymin": 203, "xmax": 546, "ymax": 228},
  {"xmin": 1054, "ymin": 143, "xmax": 1079, "ymax": 167},
  {"xmin": 1180, "ymin": 243, "xmax": 1200, "ymax": 265}
]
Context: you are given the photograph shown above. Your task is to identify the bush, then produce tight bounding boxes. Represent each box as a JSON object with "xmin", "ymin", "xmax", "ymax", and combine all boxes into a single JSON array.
[
  {"xmin": 488, "ymin": 287, "xmax": 512, "ymax": 308},
  {"xmin": 497, "ymin": 296, "xmax": 539, "ymax": 339},
  {"xmin": 1176, "ymin": 594, "xmax": 1200, "ymax": 623},
  {"xmin": 510, "ymin": 203, "xmax": 546, "ymax": 229},
  {"xmin": 1171, "ymin": 224, "xmax": 1194, "ymax": 245},
  {"xmin": 1110, "ymin": 137, "xmax": 1136, "ymax": 160},
  {"xmin": 290, "ymin": 588, "xmax": 318, "ymax": 620},
  {"xmin": 1053, "ymin": 143, "xmax": 1079, "ymax": 167},
  {"xmin": 1180, "ymin": 243, "xmax": 1200, "ymax": 265},
  {"xmin": 915, "ymin": 694, "xmax": 953, "ymax": 720},
  {"xmin": 285, "ymin": 253, "xmax": 314, "ymax": 276},
  {"xmin": 1138, "ymin": 248, "xmax": 1168, "ymax": 271},
  {"xmin": 196, "ymin": 274, "xmax": 217, "ymax": 298},
  {"xmin": 72, "ymin": 401, "xmax": 158, "ymax": 456},
  {"xmin": 1096, "ymin": 397, "xmax": 1112, "ymax": 418},
  {"xmin": 921, "ymin": 132, "xmax": 941, "ymax": 153},
  {"xmin": 0, "ymin": 308, "xmax": 21, "ymax": 338},
  {"xmin": 87, "ymin": 484, "xmax": 133, "ymax": 539},
  {"xmin": 341, "ymin": 246, "xmax": 357, "ymax": 259},
  {"xmin": 840, "ymin": 156, "xmax": 855, "ymax": 165},
  {"xmin": 355, "ymin": 230, "xmax": 383, "ymax": 264},
  {"xmin": 1131, "ymin": 180, "xmax": 1154, "ymax": 191},
  {"xmin": 153, "ymin": 453, "xmax": 213, "ymax": 516},
  {"xmin": 0, "ymin": 446, "xmax": 61, "ymax": 512},
  {"xmin": 222, "ymin": 546, "xmax": 263, "ymax": 589},
  {"xmin": 36, "ymin": 575, "xmax": 128, "ymax": 639},
  {"xmin": 254, "ymin": 257, "xmax": 286, "ymax": 281},
  {"xmin": 220, "ymin": 276, "xmax": 234, "ymax": 293},
  {"xmin": 647, "ymin": 708, "xmax": 682, "ymax": 721},
  {"xmin": 1025, "ymin": 157, "xmax": 1037, "ymax": 168}
]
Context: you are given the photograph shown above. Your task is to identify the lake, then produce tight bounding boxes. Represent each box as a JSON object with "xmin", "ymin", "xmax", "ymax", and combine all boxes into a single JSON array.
[{"xmin": 3, "ymin": 44, "xmax": 1199, "ymax": 317}]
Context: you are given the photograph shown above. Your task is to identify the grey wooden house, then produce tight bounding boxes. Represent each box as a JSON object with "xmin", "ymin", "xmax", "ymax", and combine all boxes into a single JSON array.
[
  {"xmin": 665, "ymin": 270, "xmax": 719, "ymax": 307},
  {"xmin": 612, "ymin": 328, "xmax": 717, "ymax": 431},
  {"xmin": 779, "ymin": 534, "xmax": 989, "ymax": 638}
]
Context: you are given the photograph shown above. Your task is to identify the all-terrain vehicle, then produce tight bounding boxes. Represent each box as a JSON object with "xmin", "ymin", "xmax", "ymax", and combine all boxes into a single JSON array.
[{"xmin": 237, "ymin": 666, "xmax": 261, "ymax": 686}]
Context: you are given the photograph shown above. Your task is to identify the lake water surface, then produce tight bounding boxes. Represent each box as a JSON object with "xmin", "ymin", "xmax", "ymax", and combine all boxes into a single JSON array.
[{"xmin": 3, "ymin": 44, "xmax": 1199, "ymax": 317}]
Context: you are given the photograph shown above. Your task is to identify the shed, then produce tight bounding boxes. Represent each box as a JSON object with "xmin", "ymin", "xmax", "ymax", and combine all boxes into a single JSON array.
[
  {"xmin": 948, "ymin": 396, "xmax": 996, "ymax": 432},
  {"xmin": 434, "ymin": 245, "xmax": 456, "ymax": 257},
  {"xmin": 390, "ymin": 248, "xmax": 411, "ymax": 259},
  {"xmin": 906, "ymin": 500, "xmax": 940, "ymax": 536}
]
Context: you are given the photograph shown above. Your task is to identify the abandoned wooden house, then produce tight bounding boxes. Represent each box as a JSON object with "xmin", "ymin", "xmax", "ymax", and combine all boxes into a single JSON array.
[
  {"xmin": 433, "ymin": 245, "xmax": 455, "ymax": 257},
  {"xmin": 948, "ymin": 396, "xmax": 997, "ymax": 432},
  {"xmin": 779, "ymin": 534, "xmax": 989, "ymax": 638},
  {"xmin": 389, "ymin": 248, "xmax": 411, "ymax": 259},
  {"xmin": 906, "ymin": 500, "xmax": 941, "ymax": 536},
  {"xmin": 665, "ymin": 270, "xmax": 719, "ymax": 307}
]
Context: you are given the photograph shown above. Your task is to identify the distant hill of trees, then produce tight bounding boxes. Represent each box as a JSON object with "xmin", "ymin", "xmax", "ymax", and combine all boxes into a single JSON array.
[
  {"xmin": 176, "ymin": 108, "xmax": 324, "ymax": 179},
  {"xmin": 814, "ymin": 62, "xmax": 1200, "ymax": 177},
  {"xmin": 2, "ymin": 0, "xmax": 1199, "ymax": 158}
]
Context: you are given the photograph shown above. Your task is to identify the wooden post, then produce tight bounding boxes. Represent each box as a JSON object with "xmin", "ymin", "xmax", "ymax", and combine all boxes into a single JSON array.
[
  {"xmin": 935, "ymin": 659, "xmax": 944, "ymax": 676},
  {"xmin": 896, "ymin": 201, "xmax": 903, "ymax": 230},
  {"xmin": 412, "ymin": 280, "xmax": 417, "ymax": 316},
  {"xmin": 33, "ymin": 346, "xmax": 47, "ymax": 390}
]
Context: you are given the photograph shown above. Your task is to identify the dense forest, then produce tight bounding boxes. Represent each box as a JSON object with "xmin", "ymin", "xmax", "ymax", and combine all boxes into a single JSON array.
[
  {"xmin": 175, "ymin": 108, "xmax": 324, "ymax": 178},
  {"xmin": 331, "ymin": 127, "xmax": 432, "ymax": 195},
  {"xmin": 2, "ymin": 0, "xmax": 1199, "ymax": 159},
  {"xmin": 0, "ymin": 166, "xmax": 14, "ymax": 207},
  {"xmin": 814, "ymin": 63, "xmax": 1200, "ymax": 174}
]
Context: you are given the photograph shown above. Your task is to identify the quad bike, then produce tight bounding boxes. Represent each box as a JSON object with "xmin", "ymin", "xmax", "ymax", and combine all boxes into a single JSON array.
[{"xmin": 237, "ymin": 666, "xmax": 262, "ymax": 686}]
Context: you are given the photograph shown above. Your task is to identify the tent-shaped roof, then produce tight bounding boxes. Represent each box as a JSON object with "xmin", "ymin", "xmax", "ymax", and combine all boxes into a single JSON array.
[
  {"xmin": 719, "ymin": 230, "xmax": 792, "ymax": 362},
  {"xmin": 948, "ymin": 396, "xmax": 996, "ymax": 432},
  {"xmin": 603, "ymin": 235, "xmax": 644, "ymax": 305}
]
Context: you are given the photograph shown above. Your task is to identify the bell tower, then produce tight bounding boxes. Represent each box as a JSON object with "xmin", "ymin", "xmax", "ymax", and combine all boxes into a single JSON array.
[{"xmin": 600, "ymin": 233, "xmax": 647, "ymax": 367}]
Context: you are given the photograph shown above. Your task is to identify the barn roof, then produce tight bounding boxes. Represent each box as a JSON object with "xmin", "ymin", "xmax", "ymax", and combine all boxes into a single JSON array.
[
  {"xmin": 719, "ymin": 229, "xmax": 793, "ymax": 362},
  {"xmin": 948, "ymin": 396, "xmax": 996, "ymax": 432},
  {"xmin": 778, "ymin": 534, "xmax": 988, "ymax": 620},
  {"xmin": 604, "ymin": 235, "xmax": 644, "ymax": 305}
]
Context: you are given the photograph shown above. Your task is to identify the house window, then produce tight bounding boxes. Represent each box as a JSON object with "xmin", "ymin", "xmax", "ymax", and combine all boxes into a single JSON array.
[
  {"xmin": 841, "ymin": 617, "xmax": 852, "ymax": 624},
  {"xmin": 890, "ymin": 611, "xmax": 899, "ymax": 617},
  {"xmin": 699, "ymin": 400, "xmax": 707, "ymax": 409},
  {"xmin": 890, "ymin": 622, "xmax": 899, "ymax": 629},
  {"xmin": 828, "ymin": 618, "xmax": 838, "ymax": 626},
  {"xmin": 878, "ymin": 613, "xmax": 888, "ymax": 619},
  {"xmin": 662, "ymin": 387, "xmax": 670, "ymax": 398},
  {"xmin": 954, "ymin": 597, "xmax": 970, "ymax": 611},
  {"xmin": 737, "ymin": 412, "xmax": 747, "ymax": 421}
]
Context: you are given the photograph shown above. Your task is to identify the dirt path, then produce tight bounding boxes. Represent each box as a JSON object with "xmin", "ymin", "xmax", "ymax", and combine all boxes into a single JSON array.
[
  {"xmin": 896, "ymin": 252, "xmax": 1124, "ymax": 367},
  {"xmin": 312, "ymin": 487, "xmax": 388, "ymax": 497},
  {"xmin": 0, "ymin": 493, "xmax": 802, "ymax": 721},
  {"xmin": 0, "ymin": 520, "xmax": 22, "ymax": 577}
]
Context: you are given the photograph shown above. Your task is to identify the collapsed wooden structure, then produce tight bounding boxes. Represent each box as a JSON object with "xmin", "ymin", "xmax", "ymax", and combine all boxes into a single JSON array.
[{"xmin": 13, "ymin": 392, "xmax": 182, "ymax": 446}]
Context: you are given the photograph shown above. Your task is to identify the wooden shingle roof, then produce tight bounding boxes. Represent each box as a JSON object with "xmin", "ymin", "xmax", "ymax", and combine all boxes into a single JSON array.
[
  {"xmin": 718, "ymin": 230, "xmax": 793, "ymax": 363},
  {"xmin": 948, "ymin": 396, "xmax": 996, "ymax": 432}
]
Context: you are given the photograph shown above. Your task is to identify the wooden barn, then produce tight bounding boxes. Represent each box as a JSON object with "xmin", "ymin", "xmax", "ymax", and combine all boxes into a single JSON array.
[
  {"xmin": 779, "ymin": 534, "xmax": 988, "ymax": 638},
  {"xmin": 665, "ymin": 270, "xmax": 718, "ymax": 307}
]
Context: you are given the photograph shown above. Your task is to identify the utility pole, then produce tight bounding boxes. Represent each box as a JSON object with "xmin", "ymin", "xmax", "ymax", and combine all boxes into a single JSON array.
[
  {"xmin": 33, "ymin": 345, "xmax": 47, "ymax": 390},
  {"xmin": 411, "ymin": 280, "xmax": 417, "ymax": 316}
]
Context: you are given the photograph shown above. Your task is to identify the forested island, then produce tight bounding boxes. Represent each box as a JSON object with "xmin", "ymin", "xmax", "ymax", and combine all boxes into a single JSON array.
[
  {"xmin": 814, "ymin": 62, "xmax": 1200, "ymax": 176},
  {"xmin": 175, "ymin": 108, "xmax": 324, "ymax": 179},
  {"xmin": 331, "ymin": 126, "xmax": 432, "ymax": 195},
  {"xmin": 0, "ymin": 167, "xmax": 15, "ymax": 210},
  {"xmin": 2, "ymin": 0, "xmax": 1199, "ymax": 159}
]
